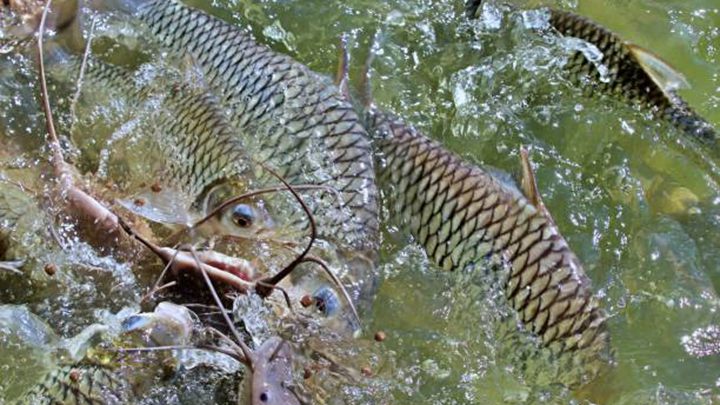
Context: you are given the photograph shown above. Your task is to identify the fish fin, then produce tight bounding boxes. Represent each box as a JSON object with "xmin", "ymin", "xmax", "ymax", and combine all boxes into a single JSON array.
[
  {"xmin": 335, "ymin": 35, "xmax": 351, "ymax": 101},
  {"xmin": 118, "ymin": 187, "xmax": 194, "ymax": 225},
  {"xmin": 121, "ymin": 314, "xmax": 154, "ymax": 333},
  {"xmin": 0, "ymin": 260, "xmax": 24, "ymax": 275},
  {"xmin": 519, "ymin": 147, "xmax": 541, "ymax": 207},
  {"xmin": 359, "ymin": 31, "xmax": 383, "ymax": 109},
  {"xmin": 519, "ymin": 147, "xmax": 556, "ymax": 224},
  {"xmin": 627, "ymin": 43, "xmax": 691, "ymax": 93}
]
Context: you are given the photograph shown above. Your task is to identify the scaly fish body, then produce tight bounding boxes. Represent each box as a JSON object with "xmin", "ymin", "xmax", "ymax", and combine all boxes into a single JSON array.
[
  {"xmin": 466, "ymin": 1, "xmax": 717, "ymax": 144},
  {"xmin": 129, "ymin": 0, "xmax": 379, "ymax": 256},
  {"xmin": 15, "ymin": 302, "xmax": 195, "ymax": 404},
  {"xmin": 52, "ymin": 53, "xmax": 273, "ymax": 237},
  {"xmin": 365, "ymin": 107, "xmax": 609, "ymax": 357},
  {"xmin": 16, "ymin": 363, "xmax": 129, "ymax": 405}
]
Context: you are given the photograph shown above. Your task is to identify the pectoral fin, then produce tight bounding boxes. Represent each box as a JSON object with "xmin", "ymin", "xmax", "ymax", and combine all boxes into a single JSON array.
[
  {"xmin": 118, "ymin": 187, "xmax": 194, "ymax": 226},
  {"xmin": 627, "ymin": 43, "xmax": 690, "ymax": 93},
  {"xmin": 0, "ymin": 260, "xmax": 24, "ymax": 275}
]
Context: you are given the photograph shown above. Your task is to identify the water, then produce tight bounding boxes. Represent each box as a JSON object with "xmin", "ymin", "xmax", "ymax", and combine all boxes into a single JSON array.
[{"xmin": 1, "ymin": 0, "xmax": 720, "ymax": 403}]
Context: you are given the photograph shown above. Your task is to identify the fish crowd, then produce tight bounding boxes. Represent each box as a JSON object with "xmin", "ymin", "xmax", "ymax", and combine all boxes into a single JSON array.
[{"xmin": 0, "ymin": 0, "xmax": 717, "ymax": 403}]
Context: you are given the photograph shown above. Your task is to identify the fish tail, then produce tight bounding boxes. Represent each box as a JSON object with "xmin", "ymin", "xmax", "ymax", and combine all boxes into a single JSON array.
[{"xmin": 665, "ymin": 103, "xmax": 718, "ymax": 145}]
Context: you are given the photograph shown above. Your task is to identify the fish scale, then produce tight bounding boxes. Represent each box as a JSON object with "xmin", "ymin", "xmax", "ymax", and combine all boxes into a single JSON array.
[
  {"xmin": 133, "ymin": 0, "xmax": 379, "ymax": 254},
  {"xmin": 367, "ymin": 107, "xmax": 609, "ymax": 355},
  {"xmin": 58, "ymin": 55, "xmax": 255, "ymax": 212},
  {"xmin": 15, "ymin": 363, "xmax": 128, "ymax": 405}
]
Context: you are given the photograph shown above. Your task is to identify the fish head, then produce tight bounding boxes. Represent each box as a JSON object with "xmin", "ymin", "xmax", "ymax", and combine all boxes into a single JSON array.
[
  {"xmin": 215, "ymin": 200, "xmax": 276, "ymax": 240},
  {"xmin": 194, "ymin": 181, "xmax": 277, "ymax": 241}
]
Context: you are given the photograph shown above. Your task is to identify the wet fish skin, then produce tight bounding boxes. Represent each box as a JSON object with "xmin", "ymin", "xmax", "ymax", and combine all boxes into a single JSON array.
[
  {"xmin": 51, "ymin": 52, "xmax": 274, "ymax": 237},
  {"xmin": 128, "ymin": 0, "xmax": 379, "ymax": 254},
  {"xmin": 62, "ymin": 56, "xmax": 251, "ymax": 206},
  {"xmin": 15, "ymin": 363, "xmax": 128, "ymax": 405},
  {"xmin": 465, "ymin": 1, "xmax": 717, "ymax": 144},
  {"xmin": 365, "ymin": 107, "xmax": 609, "ymax": 356}
]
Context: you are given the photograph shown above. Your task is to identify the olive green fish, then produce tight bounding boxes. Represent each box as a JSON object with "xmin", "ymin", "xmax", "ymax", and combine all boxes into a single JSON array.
[
  {"xmin": 0, "ymin": 177, "xmax": 40, "ymax": 274},
  {"xmin": 91, "ymin": 0, "xmax": 380, "ymax": 308},
  {"xmin": 365, "ymin": 109, "xmax": 609, "ymax": 382},
  {"xmin": 357, "ymin": 42, "xmax": 609, "ymax": 380},
  {"xmin": 367, "ymin": 105, "xmax": 608, "ymax": 349},
  {"xmin": 15, "ymin": 363, "xmax": 129, "ymax": 405},
  {"xmin": 114, "ymin": 0, "xmax": 380, "ymax": 255},
  {"xmin": 466, "ymin": 0, "xmax": 717, "ymax": 144},
  {"xmin": 49, "ymin": 49, "xmax": 274, "ymax": 239}
]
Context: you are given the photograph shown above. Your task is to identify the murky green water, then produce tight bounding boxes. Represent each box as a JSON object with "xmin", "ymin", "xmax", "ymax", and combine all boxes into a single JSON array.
[{"xmin": 1, "ymin": 0, "xmax": 720, "ymax": 403}]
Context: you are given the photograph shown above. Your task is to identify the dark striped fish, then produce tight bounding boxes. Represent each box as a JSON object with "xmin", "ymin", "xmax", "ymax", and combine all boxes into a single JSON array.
[
  {"xmin": 15, "ymin": 363, "xmax": 129, "ymax": 405},
  {"xmin": 50, "ymin": 50, "xmax": 274, "ymax": 240},
  {"xmin": 364, "ymin": 104, "xmax": 610, "ymax": 380},
  {"xmin": 123, "ymin": 0, "xmax": 380, "ymax": 256},
  {"xmin": 466, "ymin": 0, "xmax": 717, "ymax": 144},
  {"xmin": 367, "ymin": 105, "xmax": 608, "ymax": 350}
]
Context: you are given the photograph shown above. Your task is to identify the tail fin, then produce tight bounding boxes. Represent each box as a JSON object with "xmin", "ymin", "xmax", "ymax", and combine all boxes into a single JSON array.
[{"xmin": 465, "ymin": 0, "xmax": 484, "ymax": 19}]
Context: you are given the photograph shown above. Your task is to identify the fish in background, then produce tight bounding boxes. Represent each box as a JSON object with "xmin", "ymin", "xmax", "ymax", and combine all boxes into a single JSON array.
[
  {"xmin": 1, "ymin": 0, "xmax": 85, "ymax": 50},
  {"xmin": 465, "ymin": 0, "xmax": 717, "ymax": 146},
  {"xmin": 354, "ymin": 40, "xmax": 611, "ymax": 387},
  {"xmin": 11, "ymin": 302, "xmax": 197, "ymax": 404},
  {"xmin": 45, "ymin": 45, "xmax": 277, "ymax": 244}
]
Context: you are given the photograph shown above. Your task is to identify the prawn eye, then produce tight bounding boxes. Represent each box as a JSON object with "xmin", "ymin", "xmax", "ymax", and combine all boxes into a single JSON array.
[{"xmin": 231, "ymin": 204, "xmax": 255, "ymax": 228}]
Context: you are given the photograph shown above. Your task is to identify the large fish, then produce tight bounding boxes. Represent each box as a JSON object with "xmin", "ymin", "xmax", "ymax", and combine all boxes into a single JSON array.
[
  {"xmin": 359, "ymin": 51, "xmax": 610, "ymax": 386},
  {"xmin": 466, "ymin": 0, "xmax": 717, "ymax": 145},
  {"xmin": 93, "ymin": 0, "xmax": 380, "ymax": 309}
]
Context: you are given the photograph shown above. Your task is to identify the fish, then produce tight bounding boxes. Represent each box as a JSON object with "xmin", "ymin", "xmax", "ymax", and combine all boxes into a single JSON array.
[
  {"xmin": 0, "ymin": 176, "xmax": 41, "ymax": 274},
  {"xmin": 94, "ymin": 0, "xmax": 381, "ymax": 305},
  {"xmin": 47, "ymin": 47, "xmax": 275, "ymax": 241},
  {"xmin": 15, "ymin": 363, "xmax": 129, "ymax": 405},
  {"xmin": 465, "ymin": 0, "xmax": 717, "ymax": 145},
  {"xmin": 358, "ymin": 43, "xmax": 610, "ymax": 384},
  {"xmin": 14, "ymin": 302, "xmax": 195, "ymax": 404}
]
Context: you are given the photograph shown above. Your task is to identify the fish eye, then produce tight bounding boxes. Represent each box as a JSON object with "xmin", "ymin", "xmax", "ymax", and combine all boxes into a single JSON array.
[
  {"xmin": 259, "ymin": 392, "xmax": 269, "ymax": 402},
  {"xmin": 231, "ymin": 204, "xmax": 255, "ymax": 228},
  {"xmin": 312, "ymin": 286, "xmax": 340, "ymax": 317}
]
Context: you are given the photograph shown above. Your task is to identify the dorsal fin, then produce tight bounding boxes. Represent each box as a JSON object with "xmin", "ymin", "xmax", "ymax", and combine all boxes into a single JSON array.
[
  {"xmin": 519, "ymin": 147, "xmax": 556, "ymax": 225},
  {"xmin": 335, "ymin": 35, "xmax": 351, "ymax": 101},
  {"xmin": 627, "ymin": 43, "xmax": 690, "ymax": 95}
]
